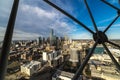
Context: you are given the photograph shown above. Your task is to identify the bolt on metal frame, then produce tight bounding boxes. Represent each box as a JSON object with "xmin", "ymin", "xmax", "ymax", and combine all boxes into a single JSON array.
[{"xmin": 44, "ymin": 0, "xmax": 120, "ymax": 80}]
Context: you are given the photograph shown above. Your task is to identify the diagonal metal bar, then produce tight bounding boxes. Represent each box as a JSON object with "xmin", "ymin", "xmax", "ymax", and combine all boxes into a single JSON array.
[
  {"xmin": 84, "ymin": 0, "xmax": 98, "ymax": 32},
  {"xmin": 107, "ymin": 40, "xmax": 120, "ymax": 49},
  {"xmin": 102, "ymin": 43, "xmax": 120, "ymax": 70},
  {"xmin": 101, "ymin": 0, "xmax": 120, "ymax": 11},
  {"xmin": 104, "ymin": 15, "xmax": 119, "ymax": 33},
  {"xmin": 0, "ymin": 0, "xmax": 19, "ymax": 80},
  {"xmin": 43, "ymin": 0, "xmax": 94, "ymax": 34},
  {"xmin": 72, "ymin": 41, "xmax": 98, "ymax": 80}
]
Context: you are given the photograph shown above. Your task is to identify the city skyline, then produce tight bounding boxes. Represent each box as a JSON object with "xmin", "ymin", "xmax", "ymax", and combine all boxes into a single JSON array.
[{"xmin": 0, "ymin": 0, "xmax": 120, "ymax": 41}]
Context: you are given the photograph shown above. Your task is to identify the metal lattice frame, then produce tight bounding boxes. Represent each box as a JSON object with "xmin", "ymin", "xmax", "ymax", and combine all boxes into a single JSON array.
[
  {"xmin": 0, "ymin": 0, "xmax": 120, "ymax": 80},
  {"xmin": 43, "ymin": 0, "xmax": 120, "ymax": 79}
]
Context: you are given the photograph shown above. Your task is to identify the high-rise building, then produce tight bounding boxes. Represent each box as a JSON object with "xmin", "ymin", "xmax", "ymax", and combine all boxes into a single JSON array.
[
  {"xmin": 50, "ymin": 29, "xmax": 54, "ymax": 46},
  {"xmin": 49, "ymin": 29, "xmax": 59, "ymax": 48},
  {"xmin": 42, "ymin": 37, "xmax": 45, "ymax": 44},
  {"xmin": 38, "ymin": 36, "xmax": 42, "ymax": 46},
  {"xmin": 47, "ymin": 37, "xmax": 50, "ymax": 44},
  {"xmin": 55, "ymin": 37, "xmax": 60, "ymax": 50},
  {"xmin": 60, "ymin": 37, "xmax": 65, "ymax": 49}
]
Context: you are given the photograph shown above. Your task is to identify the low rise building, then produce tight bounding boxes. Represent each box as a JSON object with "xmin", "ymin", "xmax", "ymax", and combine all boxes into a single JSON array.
[
  {"xmin": 69, "ymin": 48, "xmax": 81, "ymax": 67},
  {"xmin": 43, "ymin": 50, "xmax": 63, "ymax": 67},
  {"xmin": 109, "ymin": 48, "xmax": 120, "ymax": 62},
  {"xmin": 52, "ymin": 70, "xmax": 75, "ymax": 80},
  {"xmin": 90, "ymin": 54, "xmax": 112, "ymax": 63},
  {"xmin": 21, "ymin": 60, "xmax": 41, "ymax": 76}
]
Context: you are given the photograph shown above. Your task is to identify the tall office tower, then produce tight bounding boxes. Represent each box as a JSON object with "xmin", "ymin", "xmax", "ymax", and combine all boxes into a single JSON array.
[
  {"xmin": 42, "ymin": 37, "xmax": 45, "ymax": 44},
  {"xmin": 60, "ymin": 37, "xmax": 65, "ymax": 49},
  {"xmin": 55, "ymin": 37, "xmax": 59, "ymax": 50},
  {"xmin": 47, "ymin": 37, "xmax": 50, "ymax": 44},
  {"xmin": 38, "ymin": 36, "xmax": 42, "ymax": 46},
  {"xmin": 60, "ymin": 37, "xmax": 65, "ymax": 42},
  {"xmin": 64, "ymin": 35, "xmax": 68, "ymax": 41},
  {"xmin": 50, "ymin": 29, "xmax": 54, "ymax": 46}
]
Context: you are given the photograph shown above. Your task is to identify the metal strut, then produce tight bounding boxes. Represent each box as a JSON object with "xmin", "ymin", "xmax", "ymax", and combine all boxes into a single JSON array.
[{"xmin": 0, "ymin": 0, "xmax": 19, "ymax": 80}]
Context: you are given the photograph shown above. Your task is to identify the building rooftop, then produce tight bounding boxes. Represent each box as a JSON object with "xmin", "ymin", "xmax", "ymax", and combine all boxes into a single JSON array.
[
  {"xmin": 109, "ymin": 48, "xmax": 120, "ymax": 57},
  {"xmin": 60, "ymin": 71, "xmax": 74, "ymax": 78},
  {"xmin": 22, "ymin": 60, "xmax": 41, "ymax": 69},
  {"xmin": 54, "ymin": 70, "xmax": 75, "ymax": 79}
]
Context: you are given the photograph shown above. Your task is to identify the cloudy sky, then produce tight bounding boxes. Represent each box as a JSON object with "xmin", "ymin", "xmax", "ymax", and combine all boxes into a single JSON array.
[{"xmin": 0, "ymin": 0, "xmax": 120, "ymax": 41}]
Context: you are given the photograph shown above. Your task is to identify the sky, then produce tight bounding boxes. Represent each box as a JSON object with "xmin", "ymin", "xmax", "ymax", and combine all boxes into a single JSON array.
[{"xmin": 0, "ymin": 0, "xmax": 120, "ymax": 41}]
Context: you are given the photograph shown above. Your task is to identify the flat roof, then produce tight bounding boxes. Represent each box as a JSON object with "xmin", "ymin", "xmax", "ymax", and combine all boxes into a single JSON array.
[
  {"xmin": 22, "ymin": 60, "xmax": 41, "ymax": 68},
  {"xmin": 54, "ymin": 70, "xmax": 74, "ymax": 78}
]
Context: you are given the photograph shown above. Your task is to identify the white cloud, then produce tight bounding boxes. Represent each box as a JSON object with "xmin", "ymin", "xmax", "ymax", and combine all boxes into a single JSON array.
[
  {"xmin": 0, "ymin": 27, "xmax": 6, "ymax": 41},
  {"xmin": 21, "ymin": 4, "xmax": 57, "ymax": 19},
  {"xmin": 0, "ymin": 1, "xmax": 78, "ymax": 40},
  {"xmin": 15, "ymin": 2, "xmax": 77, "ymax": 38},
  {"xmin": 70, "ymin": 32, "xmax": 92, "ymax": 39},
  {"xmin": 98, "ymin": 23, "xmax": 120, "ymax": 31},
  {"xmin": 110, "ymin": 0, "xmax": 118, "ymax": 4},
  {"xmin": 13, "ymin": 30, "xmax": 40, "ymax": 40},
  {"xmin": 112, "ymin": 23, "xmax": 120, "ymax": 27},
  {"xmin": 0, "ymin": 27, "xmax": 6, "ymax": 33},
  {"xmin": 0, "ymin": 26, "xmax": 40, "ymax": 41},
  {"xmin": 0, "ymin": 0, "xmax": 13, "ymax": 14},
  {"xmin": 0, "ymin": 0, "xmax": 92, "ymax": 40},
  {"xmin": 0, "ymin": 0, "xmax": 13, "ymax": 26},
  {"xmin": 97, "ymin": 15, "xmax": 116, "ymax": 24}
]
